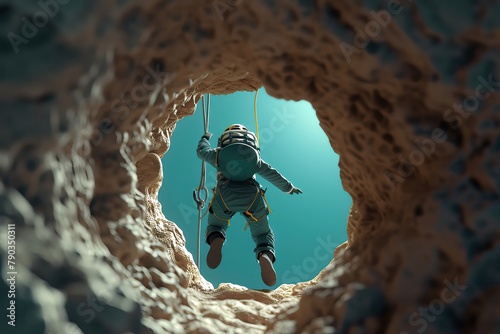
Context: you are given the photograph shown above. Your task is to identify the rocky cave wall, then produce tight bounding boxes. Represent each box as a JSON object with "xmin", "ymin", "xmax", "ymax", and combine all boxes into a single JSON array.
[{"xmin": 1, "ymin": 0, "xmax": 499, "ymax": 333}]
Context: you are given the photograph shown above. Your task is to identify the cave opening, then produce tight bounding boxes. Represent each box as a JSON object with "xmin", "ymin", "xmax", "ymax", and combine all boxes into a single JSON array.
[{"xmin": 160, "ymin": 88, "xmax": 351, "ymax": 290}]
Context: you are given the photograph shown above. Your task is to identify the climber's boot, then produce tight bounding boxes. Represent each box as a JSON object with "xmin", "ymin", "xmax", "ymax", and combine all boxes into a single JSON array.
[
  {"xmin": 258, "ymin": 251, "xmax": 276, "ymax": 286},
  {"xmin": 207, "ymin": 233, "xmax": 224, "ymax": 269}
]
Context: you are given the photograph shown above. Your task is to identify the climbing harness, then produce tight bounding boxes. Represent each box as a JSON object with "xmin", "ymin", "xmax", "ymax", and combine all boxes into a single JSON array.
[
  {"xmin": 208, "ymin": 181, "xmax": 272, "ymax": 231},
  {"xmin": 193, "ymin": 94, "xmax": 210, "ymax": 268}
]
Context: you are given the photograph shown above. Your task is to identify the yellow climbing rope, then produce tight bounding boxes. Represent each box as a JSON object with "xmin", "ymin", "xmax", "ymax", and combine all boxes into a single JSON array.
[{"xmin": 254, "ymin": 89, "xmax": 260, "ymax": 146}]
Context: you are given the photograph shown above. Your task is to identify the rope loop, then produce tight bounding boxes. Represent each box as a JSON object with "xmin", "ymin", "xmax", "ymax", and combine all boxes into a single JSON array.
[{"xmin": 194, "ymin": 93, "xmax": 211, "ymax": 268}]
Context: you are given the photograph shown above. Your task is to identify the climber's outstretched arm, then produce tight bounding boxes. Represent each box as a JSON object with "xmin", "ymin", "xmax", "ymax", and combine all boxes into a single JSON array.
[
  {"xmin": 196, "ymin": 135, "xmax": 217, "ymax": 168},
  {"xmin": 256, "ymin": 160, "xmax": 301, "ymax": 194}
]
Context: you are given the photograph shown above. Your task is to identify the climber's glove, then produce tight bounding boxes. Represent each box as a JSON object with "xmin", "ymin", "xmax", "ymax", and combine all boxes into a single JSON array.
[
  {"xmin": 202, "ymin": 132, "xmax": 212, "ymax": 140},
  {"xmin": 289, "ymin": 186, "xmax": 302, "ymax": 195}
]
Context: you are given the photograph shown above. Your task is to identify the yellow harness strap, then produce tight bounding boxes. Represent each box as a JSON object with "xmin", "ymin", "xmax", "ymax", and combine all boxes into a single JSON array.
[
  {"xmin": 208, "ymin": 185, "xmax": 232, "ymax": 226},
  {"xmin": 244, "ymin": 211, "xmax": 258, "ymax": 222},
  {"xmin": 261, "ymin": 190, "xmax": 272, "ymax": 214},
  {"xmin": 246, "ymin": 187, "xmax": 260, "ymax": 212}
]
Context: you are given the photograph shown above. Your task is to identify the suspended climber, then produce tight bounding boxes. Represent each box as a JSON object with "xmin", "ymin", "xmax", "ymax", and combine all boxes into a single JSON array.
[{"xmin": 196, "ymin": 121, "xmax": 302, "ymax": 286}]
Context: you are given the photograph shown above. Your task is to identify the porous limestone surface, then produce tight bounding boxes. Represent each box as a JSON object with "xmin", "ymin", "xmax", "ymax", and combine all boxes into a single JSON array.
[{"xmin": 1, "ymin": 0, "xmax": 499, "ymax": 333}]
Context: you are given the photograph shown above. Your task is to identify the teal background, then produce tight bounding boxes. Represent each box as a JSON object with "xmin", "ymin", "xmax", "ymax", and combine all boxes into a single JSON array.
[{"xmin": 159, "ymin": 89, "xmax": 351, "ymax": 290}]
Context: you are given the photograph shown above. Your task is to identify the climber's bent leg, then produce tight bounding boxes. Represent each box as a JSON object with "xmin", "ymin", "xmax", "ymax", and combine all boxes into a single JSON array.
[
  {"xmin": 244, "ymin": 197, "xmax": 276, "ymax": 262},
  {"xmin": 205, "ymin": 194, "xmax": 234, "ymax": 269},
  {"xmin": 245, "ymin": 204, "xmax": 277, "ymax": 286},
  {"xmin": 206, "ymin": 213, "xmax": 229, "ymax": 244},
  {"xmin": 249, "ymin": 219, "xmax": 276, "ymax": 262}
]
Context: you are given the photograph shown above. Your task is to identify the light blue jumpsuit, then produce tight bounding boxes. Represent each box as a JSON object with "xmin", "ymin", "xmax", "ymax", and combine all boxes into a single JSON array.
[{"xmin": 197, "ymin": 137, "xmax": 294, "ymax": 261}]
